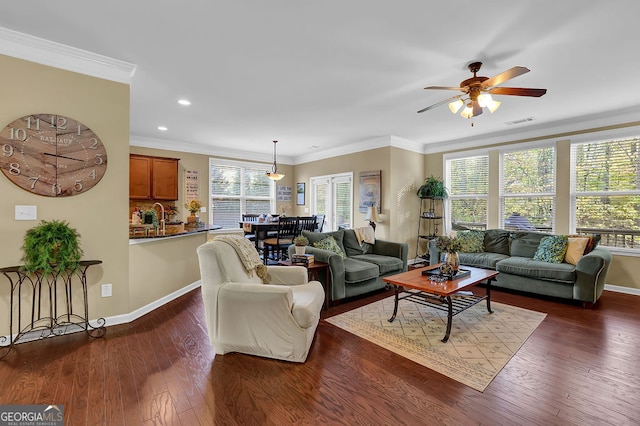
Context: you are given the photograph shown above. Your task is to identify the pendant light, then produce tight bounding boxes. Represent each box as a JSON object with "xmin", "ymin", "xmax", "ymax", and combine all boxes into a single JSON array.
[{"xmin": 266, "ymin": 140, "xmax": 285, "ymax": 181}]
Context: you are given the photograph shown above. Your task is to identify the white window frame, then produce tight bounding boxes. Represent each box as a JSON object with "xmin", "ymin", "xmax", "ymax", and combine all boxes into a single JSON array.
[
  {"xmin": 208, "ymin": 158, "xmax": 275, "ymax": 227},
  {"xmin": 499, "ymin": 141, "xmax": 557, "ymax": 232},
  {"xmin": 570, "ymin": 128, "xmax": 640, "ymax": 254},
  {"xmin": 444, "ymin": 149, "xmax": 490, "ymax": 235},
  {"xmin": 310, "ymin": 172, "xmax": 353, "ymax": 231}
]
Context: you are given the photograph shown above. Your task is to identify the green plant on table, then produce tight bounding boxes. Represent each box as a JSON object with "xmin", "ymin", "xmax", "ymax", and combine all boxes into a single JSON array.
[
  {"xmin": 293, "ymin": 235, "xmax": 309, "ymax": 247},
  {"xmin": 21, "ymin": 220, "xmax": 83, "ymax": 274},
  {"xmin": 417, "ymin": 175, "xmax": 449, "ymax": 199},
  {"xmin": 435, "ymin": 235, "xmax": 461, "ymax": 253}
]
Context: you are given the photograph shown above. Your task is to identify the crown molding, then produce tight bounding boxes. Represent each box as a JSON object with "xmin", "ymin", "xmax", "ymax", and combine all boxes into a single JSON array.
[
  {"xmin": 129, "ymin": 135, "xmax": 294, "ymax": 165},
  {"xmin": 424, "ymin": 105, "xmax": 640, "ymax": 154},
  {"xmin": 0, "ymin": 26, "xmax": 136, "ymax": 84}
]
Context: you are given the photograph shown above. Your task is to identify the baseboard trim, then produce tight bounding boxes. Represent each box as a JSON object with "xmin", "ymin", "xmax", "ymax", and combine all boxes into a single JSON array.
[
  {"xmin": 604, "ymin": 284, "xmax": 640, "ymax": 296},
  {"xmin": 104, "ymin": 280, "xmax": 203, "ymax": 327},
  {"xmin": 1, "ymin": 280, "xmax": 202, "ymax": 344}
]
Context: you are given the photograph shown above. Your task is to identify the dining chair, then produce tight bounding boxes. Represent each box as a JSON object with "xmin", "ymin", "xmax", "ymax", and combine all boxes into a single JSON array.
[
  {"xmin": 297, "ymin": 216, "xmax": 317, "ymax": 235},
  {"xmin": 314, "ymin": 214, "xmax": 325, "ymax": 232},
  {"xmin": 263, "ymin": 216, "xmax": 299, "ymax": 264},
  {"xmin": 241, "ymin": 213, "xmax": 260, "ymax": 242}
]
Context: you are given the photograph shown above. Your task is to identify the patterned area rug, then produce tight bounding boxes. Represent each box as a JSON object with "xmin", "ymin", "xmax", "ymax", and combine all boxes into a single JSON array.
[{"xmin": 326, "ymin": 296, "xmax": 546, "ymax": 391}]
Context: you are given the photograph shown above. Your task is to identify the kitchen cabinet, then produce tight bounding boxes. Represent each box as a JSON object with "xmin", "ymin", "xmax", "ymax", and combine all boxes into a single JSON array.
[{"xmin": 129, "ymin": 154, "xmax": 179, "ymax": 200}]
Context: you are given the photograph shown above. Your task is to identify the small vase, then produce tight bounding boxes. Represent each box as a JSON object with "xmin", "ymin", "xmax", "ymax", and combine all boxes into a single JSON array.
[
  {"xmin": 444, "ymin": 251, "xmax": 460, "ymax": 272},
  {"xmin": 295, "ymin": 246, "xmax": 306, "ymax": 256},
  {"xmin": 187, "ymin": 212, "xmax": 199, "ymax": 223}
]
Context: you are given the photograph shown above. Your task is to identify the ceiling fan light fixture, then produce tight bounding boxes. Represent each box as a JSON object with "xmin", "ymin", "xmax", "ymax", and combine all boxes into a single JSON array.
[
  {"xmin": 460, "ymin": 104, "xmax": 474, "ymax": 119},
  {"xmin": 448, "ymin": 99, "xmax": 464, "ymax": 114},
  {"xmin": 477, "ymin": 93, "xmax": 492, "ymax": 108},
  {"xmin": 266, "ymin": 140, "xmax": 285, "ymax": 181},
  {"xmin": 487, "ymin": 99, "xmax": 501, "ymax": 113}
]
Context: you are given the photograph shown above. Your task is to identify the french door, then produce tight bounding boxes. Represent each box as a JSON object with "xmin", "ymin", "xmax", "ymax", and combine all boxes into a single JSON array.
[{"xmin": 310, "ymin": 173, "xmax": 353, "ymax": 231}]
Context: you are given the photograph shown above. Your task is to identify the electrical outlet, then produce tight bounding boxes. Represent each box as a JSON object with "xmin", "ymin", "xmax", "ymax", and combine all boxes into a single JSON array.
[
  {"xmin": 200, "ymin": 206, "xmax": 207, "ymax": 213},
  {"xmin": 101, "ymin": 284, "xmax": 112, "ymax": 297}
]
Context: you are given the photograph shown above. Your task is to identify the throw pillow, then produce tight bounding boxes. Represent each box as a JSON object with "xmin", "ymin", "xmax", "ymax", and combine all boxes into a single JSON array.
[
  {"xmin": 533, "ymin": 235, "xmax": 569, "ymax": 263},
  {"xmin": 565, "ymin": 237, "xmax": 590, "ymax": 265},
  {"xmin": 456, "ymin": 230, "xmax": 485, "ymax": 253},
  {"xmin": 313, "ymin": 236, "xmax": 346, "ymax": 258}
]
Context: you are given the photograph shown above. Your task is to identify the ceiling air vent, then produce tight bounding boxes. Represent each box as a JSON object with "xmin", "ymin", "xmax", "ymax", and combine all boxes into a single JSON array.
[{"xmin": 505, "ymin": 117, "xmax": 535, "ymax": 125}]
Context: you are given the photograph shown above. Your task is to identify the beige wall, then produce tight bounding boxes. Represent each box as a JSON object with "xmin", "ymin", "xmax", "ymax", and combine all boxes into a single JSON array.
[{"xmin": 0, "ymin": 55, "xmax": 130, "ymax": 334}]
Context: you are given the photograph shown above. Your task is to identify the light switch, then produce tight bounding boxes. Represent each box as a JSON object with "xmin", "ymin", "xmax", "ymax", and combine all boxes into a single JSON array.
[
  {"xmin": 15, "ymin": 205, "xmax": 37, "ymax": 221},
  {"xmin": 200, "ymin": 206, "xmax": 207, "ymax": 213}
]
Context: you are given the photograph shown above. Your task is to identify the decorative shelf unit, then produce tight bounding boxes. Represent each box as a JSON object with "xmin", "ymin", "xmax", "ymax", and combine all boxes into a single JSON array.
[
  {"xmin": 0, "ymin": 260, "xmax": 106, "ymax": 359},
  {"xmin": 416, "ymin": 197, "xmax": 445, "ymax": 263}
]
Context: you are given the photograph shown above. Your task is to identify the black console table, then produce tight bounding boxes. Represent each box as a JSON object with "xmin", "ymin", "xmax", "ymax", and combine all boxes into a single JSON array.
[{"xmin": 0, "ymin": 260, "xmax": 106, "ymax": 359}]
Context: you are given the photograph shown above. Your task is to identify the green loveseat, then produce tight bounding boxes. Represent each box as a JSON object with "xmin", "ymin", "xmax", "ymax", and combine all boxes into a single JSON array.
[
  {"xmin": 288, "ymin": 229, "xmax": 408, "ymax": 302},
  {"xmin": 429, "ymin": 229, "xmax": 612, "ymax": 307}
]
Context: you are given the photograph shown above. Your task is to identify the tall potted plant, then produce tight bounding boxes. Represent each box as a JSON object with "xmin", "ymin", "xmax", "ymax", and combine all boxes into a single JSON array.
[
  {"xmin": 417, "ymin": 175, "xmax": 449, "ymax": 199},
  {"xmin": 21, "ymin": 220, "xmax": 83, "ymax": 274}
]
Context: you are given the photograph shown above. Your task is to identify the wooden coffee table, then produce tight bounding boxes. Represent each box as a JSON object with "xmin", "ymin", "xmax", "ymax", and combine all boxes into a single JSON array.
[{"xmin": 382, "ymin": 264, "xmax": 499, "ymax": 342}]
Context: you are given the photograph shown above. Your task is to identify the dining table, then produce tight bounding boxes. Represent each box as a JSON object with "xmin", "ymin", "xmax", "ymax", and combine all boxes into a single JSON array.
[{"xmin": 239, "ymin": 221, "xmax": 280, "ymax": 249}]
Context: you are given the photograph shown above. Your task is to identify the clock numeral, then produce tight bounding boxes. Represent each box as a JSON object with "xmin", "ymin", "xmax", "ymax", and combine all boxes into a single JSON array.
[
  {"xmin": 9, "ymin": 128, "xmax": 27, "ymax": 141},
  {"xmin": 28, "ymin": 176, "xmax": 39, "ymax": 190},
  {"xmin": 56, "ymin": 116, "xmax": 68, "ymax": 130},
  {"xmin": 89, "ymin": 138, "xmax": 99, "ymax": 149},
  {"xmin": 89, "ymin": 169, "xmax": 97, "ymax": 180},
  {"xmin": 9, "ymin": 163, "xmax": 20, "ymax": 175},
  {"xmin": 77, "ymin": 124, "xmax": 83, "ymax": 136},
  {"xmin": 94, "ymin": 154, "xmax": 105, "ymax": 165},
  {"xmin": 26, "ymin": 116, "xmax": 41, "ymax": 130},
  {"xmin": 2, "ymin": 144, "xmax": 14, "ymax": 157},
  {"xmin": 74, "ymin": 180, "xmax": 83, "ymax": 192},
  {"xmin": 51, "ymin": 183, "xmax": 62, "ymax": 195}
]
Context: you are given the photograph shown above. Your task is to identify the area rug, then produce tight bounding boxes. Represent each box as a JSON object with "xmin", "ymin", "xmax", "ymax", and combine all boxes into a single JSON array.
[{"xmin": 326, "ymin": 296, "xmax": 546, "ymax": 391}]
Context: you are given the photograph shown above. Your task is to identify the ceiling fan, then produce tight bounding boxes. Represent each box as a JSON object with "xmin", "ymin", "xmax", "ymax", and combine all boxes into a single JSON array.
[{"xmin": 417, "ymin": 61, "xmax": 547, "ymax": 119}]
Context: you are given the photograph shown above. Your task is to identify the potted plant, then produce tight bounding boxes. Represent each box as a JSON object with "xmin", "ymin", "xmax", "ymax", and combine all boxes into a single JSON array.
[
  {"xmin": 143, "ymin": 208, "xmax": 158, "ymax": 226},
  {"xmin": 293, "ymin": 235, "xmax": 309, "ymax": 255},
  {"xmin": 434, "ymin": 235, "xmax": 461, "ymax": 274},
  {"xmin": 21, "ymin": 220, "xmax": 83, "ymax": 274},
  {"xmin": 185, "ymin": 199, "xmax": 203, "ymax": 223},
  {"xmin": 417, "ymin": 175, "xmax": 449, "ymax": 199}
]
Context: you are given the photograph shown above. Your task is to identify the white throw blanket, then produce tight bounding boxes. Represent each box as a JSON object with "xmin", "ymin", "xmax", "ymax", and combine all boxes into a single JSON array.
[
  {"xmin": 354, "ymin": 226, "xmax": 376, "ymax": 244},
  {"xmin": 214, "ymin": 235, "xmax": 269, "ymax": 282}
]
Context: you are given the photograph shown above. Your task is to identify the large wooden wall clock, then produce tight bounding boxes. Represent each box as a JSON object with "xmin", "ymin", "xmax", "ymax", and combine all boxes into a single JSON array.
[{"xmin": 0, "ymin": 113, "xmax": 107, "ymax": 197}]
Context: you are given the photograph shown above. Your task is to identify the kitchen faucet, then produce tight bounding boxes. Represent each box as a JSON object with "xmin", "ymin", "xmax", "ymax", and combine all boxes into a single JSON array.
[{"xmin": 153, "ymin": 202, "xmax": 166, "ymax": 236}]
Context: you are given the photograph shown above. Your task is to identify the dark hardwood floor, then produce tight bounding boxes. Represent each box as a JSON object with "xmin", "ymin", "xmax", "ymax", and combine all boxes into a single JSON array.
[{"xmin": 1, "ymin": 285, "xmax": 639, "ymax": 425}]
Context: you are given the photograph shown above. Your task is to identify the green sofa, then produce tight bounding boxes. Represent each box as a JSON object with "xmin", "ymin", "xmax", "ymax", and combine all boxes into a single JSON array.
[
  {"xmin": 289, "ymin": 229, "xmax": 408, "ymax": 302},
  {"xmin": 429, "ymin": 229, "xmax": 612, "ymax": 307}
]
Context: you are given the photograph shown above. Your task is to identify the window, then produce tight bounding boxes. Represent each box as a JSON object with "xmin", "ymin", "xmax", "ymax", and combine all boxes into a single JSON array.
[
  {"xmin": 572, "ymin": 137, "xmax": 640, "ymax": 248},
  {"xmin": 310, "ymin": 173, "xmax": 353, "ymax": 231},
  {"xmin": 209, "ymin": 159, "xmax": 274, "ymax": 227},
  {"xmin": 445, "ymin": 154, "xmax": 488, "ymax": 231},
  {"xmin": 500, "ymin": 145, "xmax": 555, "ymax": 232}
]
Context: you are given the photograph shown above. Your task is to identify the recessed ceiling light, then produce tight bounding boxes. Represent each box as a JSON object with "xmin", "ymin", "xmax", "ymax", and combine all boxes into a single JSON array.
[
  {"xmin": 178, "ymin": 99, "xmax": 191, "ymax": 106},
  {"xmin": 157, "ymin": 126, "xmax": 168, "ymax": 131}
]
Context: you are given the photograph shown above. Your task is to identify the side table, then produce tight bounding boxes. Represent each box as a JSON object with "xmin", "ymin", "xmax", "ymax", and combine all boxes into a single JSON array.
[
  {"xmin": 277, "ymin": 260, "xmax": 331, "ymax": 310},
  {"xmin": 0, "ymin": 260, "xmax": 106, "ymax": 359}
]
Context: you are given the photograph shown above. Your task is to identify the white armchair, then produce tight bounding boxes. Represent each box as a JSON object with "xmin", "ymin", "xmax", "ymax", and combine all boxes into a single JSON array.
[{"xmin": 197, "ymin": 239, "xmax": 324, "ymax": 362}]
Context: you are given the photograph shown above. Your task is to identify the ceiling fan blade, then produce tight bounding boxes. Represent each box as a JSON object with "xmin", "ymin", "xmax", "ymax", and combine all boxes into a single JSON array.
[
  {"xmin": 488, "ymin": 87, "xmax": 547, "ymax": 97},
  {"xmin": 417, "ymin": 94, "xmax": 464, "ymax": 113},
  {"xmin": 482, "ymin": 66, "xmax": 530, "ymax": 88},
  {"xmin": 423, "ymin": 85, "xmax": 466, "ymax": 91}
]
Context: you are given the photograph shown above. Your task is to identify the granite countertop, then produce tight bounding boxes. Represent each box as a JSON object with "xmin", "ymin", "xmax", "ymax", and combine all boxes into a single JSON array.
[{"xmin": 129, "ymin": 225, "xmax": 223, "ymax": 244}]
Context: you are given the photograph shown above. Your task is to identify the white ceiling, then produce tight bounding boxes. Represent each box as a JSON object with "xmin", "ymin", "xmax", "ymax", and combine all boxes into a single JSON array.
[{"xmin": 1, "ymin": 1, "xmax": 639, "ymax": 164}]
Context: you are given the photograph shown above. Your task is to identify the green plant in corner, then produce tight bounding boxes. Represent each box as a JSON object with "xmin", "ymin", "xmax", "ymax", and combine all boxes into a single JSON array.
[
  {"xmin": 293, "ymin": 235, "xmax": 309, "ymax": 247},
  {"xmin": 21, "ymin": 220, "xmax": 83, "ymax": 274},
  {"xmin": 417, "ymin": 175, "xmax": 449, "ymax": 199}
]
